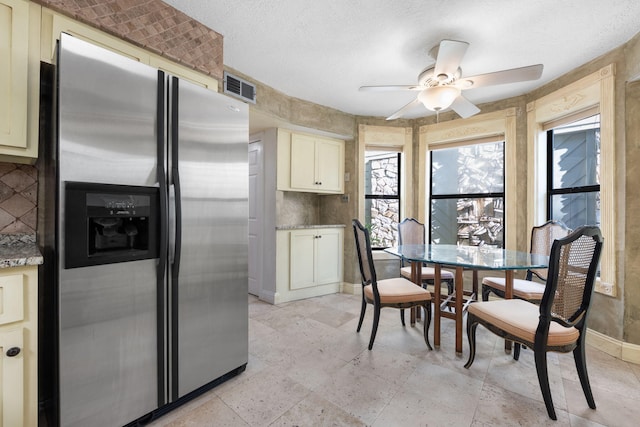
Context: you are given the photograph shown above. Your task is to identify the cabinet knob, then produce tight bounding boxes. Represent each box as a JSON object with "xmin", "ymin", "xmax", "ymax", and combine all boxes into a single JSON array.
[{"xmin": 6, "ymin": 347, "xmax": 21, "ymax": 357}]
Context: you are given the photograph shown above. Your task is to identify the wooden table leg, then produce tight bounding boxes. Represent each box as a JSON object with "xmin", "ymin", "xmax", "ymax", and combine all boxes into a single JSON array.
[
  {"xmin": 504, "ymin": 270, "xmax": 514, "ymax": 353},
  {"xmin": 410, "ymin": 261, "xmax": 420, "ymax": 325},
  {"xmin": 472, "ymin": 269, "xmax": 478, "ymax": 298},
  {"xmin": 455, "ymin": 266, "xmax": 464, "ymax": 355},
  {"xmin": 434, "ymin": 263, "xmax": 441, "ymax": 349}
]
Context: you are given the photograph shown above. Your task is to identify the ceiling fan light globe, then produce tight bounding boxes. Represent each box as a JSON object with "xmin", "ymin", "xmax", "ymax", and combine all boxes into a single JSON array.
[{"xmin": 418, "ymin": 86, "xmax": 461, "ymax": 111}]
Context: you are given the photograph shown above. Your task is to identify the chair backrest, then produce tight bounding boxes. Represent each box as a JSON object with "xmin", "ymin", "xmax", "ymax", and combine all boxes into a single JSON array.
[
  {"xmin": 528, "ymin": 220, "xmax": 571, "ymax": 281},
  {"xmin": 353, "ymin": 219, "xmax": 377, "ymax": 291},
  {"xmin": 398, "ymin": 218, "xmax": 425, "ymax": 246},
  {"xmin": 537, "ymin": 225, "xmax": 603, "ymax": 341},
  {"xmin": 398, "ymin": 218, "xmax": 425, "ymax": 268}
]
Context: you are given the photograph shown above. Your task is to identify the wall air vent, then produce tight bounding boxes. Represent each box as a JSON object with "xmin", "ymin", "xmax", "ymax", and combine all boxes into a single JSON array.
[{"xmin": 224, "ymin": 71, "xmax": 256, "ymax": 104}]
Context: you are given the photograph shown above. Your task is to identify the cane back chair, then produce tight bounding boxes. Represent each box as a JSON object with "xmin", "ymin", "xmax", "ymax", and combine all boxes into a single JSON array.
[{"xmin": 465, "ymin": 226, "xmax": 603, "ymax": 420}]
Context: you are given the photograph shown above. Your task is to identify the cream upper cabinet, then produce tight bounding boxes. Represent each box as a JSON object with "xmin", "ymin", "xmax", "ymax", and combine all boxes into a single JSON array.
[
  {"xmin": 0, "ymin": 266, "xmax": 38, "ymax": 427},
  {"xmin": 0, "ymin": 0, "xmax": 40, "ymax": 163},
  {"xmin": 277, "ymin": 129, "xmax": 345, "ymax": 194}
]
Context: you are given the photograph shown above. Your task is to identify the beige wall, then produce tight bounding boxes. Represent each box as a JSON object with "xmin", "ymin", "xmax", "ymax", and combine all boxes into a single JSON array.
[{"xmin": 624, "ymin": 80, "xmax": 640, "ymax": 343}]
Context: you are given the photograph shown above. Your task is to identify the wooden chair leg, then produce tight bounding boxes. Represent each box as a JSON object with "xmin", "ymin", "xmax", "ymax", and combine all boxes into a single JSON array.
[
  {"xmin": 534, "ymin": 349, "xmax": 557, "ymax": 420},
  {"xmin": 464, "ymin": 314, "xmax": 478, "ymax": 369},
  {"xmin": 574, "ymin": 339, "xmax": 596, "ymax": 409},
  {"xmin": 356, "ymin": 297, "xmax": 366, "ymax": 332},
  {"xmin": 368, "ymin": 306, "xmax": 381, "ymax": 350},
  {"xmin": 400, "ymin": 309, "xmax": 405, "ymax": 326}
]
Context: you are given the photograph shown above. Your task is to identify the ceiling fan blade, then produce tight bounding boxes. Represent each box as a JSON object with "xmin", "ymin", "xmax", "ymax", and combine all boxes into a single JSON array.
[
  {"xmin": 359, "ymin": 85, "xmax": 423, "ymax": 92},
  {"xmin": 434, "ymin": 40, "xmax": 469, "ymax": 77},
  {"xmin": 450, "ymin": 94, "xmax": 481, "ymax": 119},
  {"xmin": 457, "ymin": 64, "xmax": 544, "ymax": 89},
  {"xmin": 386, "ymin": 98, "xmax": 421, "ymax": 120}
]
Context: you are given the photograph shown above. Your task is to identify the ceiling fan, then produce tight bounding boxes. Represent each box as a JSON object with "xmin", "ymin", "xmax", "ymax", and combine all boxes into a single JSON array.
[{"xmin": 360, "ymin": 39, "xmax": 543, "ymax": 120}]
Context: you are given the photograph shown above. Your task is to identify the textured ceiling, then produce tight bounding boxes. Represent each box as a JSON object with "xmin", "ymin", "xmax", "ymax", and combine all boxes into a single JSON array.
[{"xmin": 163, "ymin": 0, "xmax": 640, "ymax": 119}]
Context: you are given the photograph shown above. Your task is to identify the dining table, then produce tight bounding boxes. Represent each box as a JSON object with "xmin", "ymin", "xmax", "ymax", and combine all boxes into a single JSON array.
[{"xmin": 385, "ymin": 244, "xmax": 549, "ymax": 355}]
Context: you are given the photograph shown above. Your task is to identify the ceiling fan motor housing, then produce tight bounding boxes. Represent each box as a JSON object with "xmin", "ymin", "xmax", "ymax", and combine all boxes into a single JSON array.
[{"xmin": 418, "ymin": 66, "xmax": 461, "ymax": 87}]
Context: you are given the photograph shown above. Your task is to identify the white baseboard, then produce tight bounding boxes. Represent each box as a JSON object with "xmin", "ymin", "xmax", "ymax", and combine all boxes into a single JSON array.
[
  {"xmin": 259, "ymin": 289, "xmax": 278, "ymax": 304},
  {"xmin": 587, "ymin": 329, "xmax": 640, "ymax": 365},
  {"xmin": 341, "ymin": 282, "xmax": 362, "ymax": 295}
]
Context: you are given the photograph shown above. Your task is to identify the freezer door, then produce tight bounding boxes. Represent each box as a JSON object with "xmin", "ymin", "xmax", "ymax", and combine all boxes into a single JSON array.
[
  {"xmin": 57, "ymin": 34, "xmax": 159, "ymax": 186},
  {"xmin": 57, "ymin": 34, "xmax": 160, "ymax": 426},
  {"xmin": 172, "ymin": 78, "xmax": 249, "ymax": 398}
]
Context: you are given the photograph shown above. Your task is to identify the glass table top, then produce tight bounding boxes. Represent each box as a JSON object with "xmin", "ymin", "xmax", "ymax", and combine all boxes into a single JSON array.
[{"xmin": 385, "ymin": 244, "xmax": 549, "ymax": 271}]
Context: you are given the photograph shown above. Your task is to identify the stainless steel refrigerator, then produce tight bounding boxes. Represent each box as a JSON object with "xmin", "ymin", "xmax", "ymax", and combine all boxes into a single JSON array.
[{"xmin": 50, "ymin": 33, "xmax": 249, "ymax": 426}]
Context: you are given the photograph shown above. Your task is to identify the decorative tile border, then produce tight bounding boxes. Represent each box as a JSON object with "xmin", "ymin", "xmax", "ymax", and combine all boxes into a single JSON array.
[
  {"xmin": 33, "ymin": 0, "xmax": 224, "ymax": 79},
  {"xmin": 0, "ymin": 164, "xmax": 37, "ymax": 234}
]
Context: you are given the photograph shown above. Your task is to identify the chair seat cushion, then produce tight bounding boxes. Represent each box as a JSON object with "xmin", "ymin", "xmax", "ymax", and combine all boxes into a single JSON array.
[
  {"xmin": 364, "ymin": 277, "xmax": 431, "ymax": 304},
  {"xmin": 400, "ymin": 265, "xmax": 455, "ymax": 280},
  {"xmin": 482, "ymin": 277, "xmax": 545, "ymax": 300},
  {"xmin": 468, "ymin": 299, "xmax": 579, "ymax": 347}
]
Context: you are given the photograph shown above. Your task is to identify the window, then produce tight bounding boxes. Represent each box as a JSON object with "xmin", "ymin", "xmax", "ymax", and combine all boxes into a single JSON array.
[
  {"xmin": 547, "ymin": 114, "xmax": 600, "ymax": 229},
  {"xmin": 430, "ymin": 141, "xmax": 505, "ymax": 247},
  {"xmin": 527, "ymin": 64, "xmax": 614, "ymax": 295},
  {"xmin": 364, "ymin": 151, "xmax": 401, "ymax": 248}
]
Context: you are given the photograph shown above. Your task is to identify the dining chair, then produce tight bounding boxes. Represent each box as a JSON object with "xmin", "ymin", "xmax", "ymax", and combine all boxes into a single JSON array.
[
  {"xmin": 398, "ymin": 218, "xmax": 455, "ymax": 295},
  {"xmin": 464, "ymin": 225, "xmax": 603, "ymax": 420},
  {"xmin": 481, "ymin": 220, "xmax": 571, "ymax": 302},
  {"xmin": 397, "ymin": 217, "xmax": 455, "ymax": 322},
  {"xmin": 352, "ymin": 219, "xmax": 433, "ymax": 351}
]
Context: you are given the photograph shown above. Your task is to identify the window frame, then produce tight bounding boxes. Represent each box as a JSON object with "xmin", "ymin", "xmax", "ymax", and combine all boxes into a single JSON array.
[
  {"xmin": 358, "ymin": 124, "xmax": 413, "ymax": 236},
  {"xmin": 418, "ymin": 108, "xmax": 518, "ymax": 250},
  {"xmin": 364, "ymin": 151, "xmax": 402, "ymax": 249},
  {"xmin": 429, "ymin": 141, "xmax": 506, "ymax": 246},
  {"xmin": 546, "ymin": 118, "xmax": 601, "ymax": 224},
  {"xmin": 527, "ymin": 64, "xmax": 616, "ymax": 296}
]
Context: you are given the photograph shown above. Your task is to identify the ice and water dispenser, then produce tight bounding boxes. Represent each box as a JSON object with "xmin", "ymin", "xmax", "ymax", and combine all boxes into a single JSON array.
[{"xmin": 64, "ymin": 182, "xmax": 159, "ymax": 268}]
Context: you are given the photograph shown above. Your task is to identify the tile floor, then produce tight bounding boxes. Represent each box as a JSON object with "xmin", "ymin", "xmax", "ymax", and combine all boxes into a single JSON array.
[{"xmin": 149, "ymin": 293, "xmax": 640, "ymax": 426}]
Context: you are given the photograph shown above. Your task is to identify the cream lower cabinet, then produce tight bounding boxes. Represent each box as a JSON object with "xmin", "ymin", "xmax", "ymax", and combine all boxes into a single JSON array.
[
  {"xmin": 0, "ymin": 266, "xmax": 37, "ymax": 427},
  {"xmin": 276, "ymin": 228, "xmax": 343, "ymax": 303}
]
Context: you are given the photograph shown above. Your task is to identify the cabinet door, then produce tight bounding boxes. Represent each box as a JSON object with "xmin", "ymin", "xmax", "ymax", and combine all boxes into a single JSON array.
[
  {"xmin": 0, "ymin": 0, "xmax": 29, "ymax": 150},
  {"xmin": 0, "ymin": 328, "xmax": 24, "ymax": 427},
  {"xmin": 0, "ymin": 274, "xmax": 24, "ymax": 326},
  {"xmin": 315, "ymin": 139, "xmax": 344, "ymax": 193},
  {"xmin": 289, "ymin": 230, "xmax": 316, "ymax": 289},
  {"xmin": 315, "ymin": 229, "xmax": 342, "ymax": 285},
  {"xmin": 289, "ymin": 134, "xmax": 317, "ymax": 191}
]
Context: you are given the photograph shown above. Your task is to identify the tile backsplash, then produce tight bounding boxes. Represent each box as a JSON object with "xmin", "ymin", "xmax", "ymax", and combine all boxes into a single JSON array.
[
  {"xmin": 0, "ymin": 163, "xmax": 38, "ymax": 234},
  {"xmin": 276, "ymin": 191, "xmax": 320, "ymax": 226}
]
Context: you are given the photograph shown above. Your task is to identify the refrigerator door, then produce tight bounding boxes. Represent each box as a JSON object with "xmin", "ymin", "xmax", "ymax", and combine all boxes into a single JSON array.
[
  {"xmin": 57, "ymin": 34, "xmax": 160, "ymax": 426},
  {"xmin": 172, "ymin": 78, "xmax": 249, "ymax": 398}
]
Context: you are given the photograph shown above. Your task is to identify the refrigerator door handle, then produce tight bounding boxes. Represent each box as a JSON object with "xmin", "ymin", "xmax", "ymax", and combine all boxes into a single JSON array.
[
  {"xmin": 168, "ymin": 183, "xmax": 176, "ymax": 265},
  {"xmin": 157, "ymin": 70, "xmax": 169, "ymax": 275}
]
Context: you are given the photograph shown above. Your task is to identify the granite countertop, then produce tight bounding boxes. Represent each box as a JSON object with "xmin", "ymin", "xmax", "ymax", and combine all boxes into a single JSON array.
[
  {"xmin": 276, "ymin": 224, "xmax": 346, "ymax": 230},
  {"xmin": 0, "ymin": 234, "xmax": 44, "ymax": 268}
]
